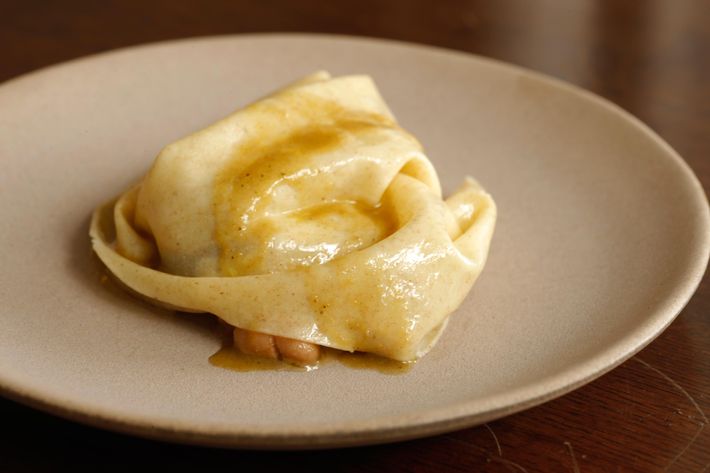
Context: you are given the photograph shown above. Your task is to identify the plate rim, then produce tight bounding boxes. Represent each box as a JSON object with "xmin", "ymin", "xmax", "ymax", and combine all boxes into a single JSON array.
[{"xmin": 1, "ymin": 32, "xmax": 708, "ymax": 449}]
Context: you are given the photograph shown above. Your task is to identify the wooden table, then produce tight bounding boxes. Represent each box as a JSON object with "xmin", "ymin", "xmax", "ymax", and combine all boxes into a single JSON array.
[{"xmin": 2, "ymin": 1, "xmax": 708, "ymax": 471}]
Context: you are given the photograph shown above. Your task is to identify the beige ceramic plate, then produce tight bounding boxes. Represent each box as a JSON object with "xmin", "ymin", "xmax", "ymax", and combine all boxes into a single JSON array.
[{"xmin": 0, "ymin": 34, "xmax": 708, "ymax": 449}]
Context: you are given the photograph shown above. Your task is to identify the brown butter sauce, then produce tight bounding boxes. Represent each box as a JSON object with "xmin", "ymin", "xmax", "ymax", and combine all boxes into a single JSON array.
[
  {"xmin": 212, "ymin": 92, "xmax": 396, "ymax": 277},
  {"xmin": 209, "ymin": 344, "xmax": 412, "ymax": 375}
]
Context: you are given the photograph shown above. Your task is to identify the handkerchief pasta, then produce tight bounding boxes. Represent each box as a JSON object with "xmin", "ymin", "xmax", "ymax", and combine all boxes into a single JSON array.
[{"xmin": 90, "ymin": 72, "xmax": 496, "ymax": 361}]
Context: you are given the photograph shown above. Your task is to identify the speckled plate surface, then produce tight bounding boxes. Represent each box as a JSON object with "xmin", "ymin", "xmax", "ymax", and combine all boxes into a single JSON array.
[{"xmin": 0, "ymin": 34, "xmax": 708, "ymax": 449}]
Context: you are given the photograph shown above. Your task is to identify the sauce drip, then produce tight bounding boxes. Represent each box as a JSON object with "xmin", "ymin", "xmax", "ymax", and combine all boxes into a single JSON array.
[
  {"xmin": 209, "ymin": 344, "xmax": 411, "ymax": 375},
  {"xmin": 209, "ymin": 346, "xmax": 308, "ymax": 372},
  {"xmin": 324, "ymin": 349, "xmax": 412, "ymax": 374}
]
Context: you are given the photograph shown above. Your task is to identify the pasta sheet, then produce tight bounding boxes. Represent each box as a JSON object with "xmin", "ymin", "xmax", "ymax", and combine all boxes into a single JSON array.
[{"xmin": 90, "ymin": 72, "xmax": 496, "ymax": 361}]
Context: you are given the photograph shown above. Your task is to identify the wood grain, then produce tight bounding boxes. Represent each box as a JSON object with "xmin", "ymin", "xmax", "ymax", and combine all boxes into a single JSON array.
[{"xmin": 1, "ymin": 1, "xmax": 708, "ymax": 471}]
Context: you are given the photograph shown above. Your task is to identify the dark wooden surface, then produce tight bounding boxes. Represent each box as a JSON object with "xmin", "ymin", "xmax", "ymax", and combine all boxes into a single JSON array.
[{"xmin": 1, "ymin": 1, "xmax": 708, "ymax": 471}]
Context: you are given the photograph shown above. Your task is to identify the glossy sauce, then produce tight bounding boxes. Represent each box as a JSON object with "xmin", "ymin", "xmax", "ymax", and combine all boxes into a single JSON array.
[
  {"xmin": 212, "ymin": 92, "xmax": 398, "ymax": 277},
  {"xmin": 209, "ymin": 344, "xmax": 411, "ymax": 375},
  {"xmin": 209, "ymin": 346, "xmax": 307, "ymax": 372},
  {"xmin": 324, "ymin": 349, "xmax": 412, "ymax": 374}
]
